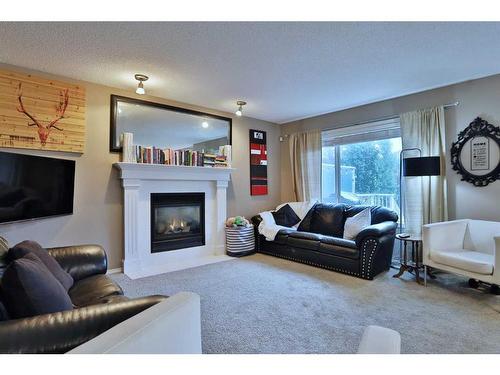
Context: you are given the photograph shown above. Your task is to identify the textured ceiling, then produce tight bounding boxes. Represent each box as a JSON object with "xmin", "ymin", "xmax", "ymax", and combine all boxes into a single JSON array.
[{"xmin": 1, "ymin": 22, "xmax": 500, "ymax": 123}]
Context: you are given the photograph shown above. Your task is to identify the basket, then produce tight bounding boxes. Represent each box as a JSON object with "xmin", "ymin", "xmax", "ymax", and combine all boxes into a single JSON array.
[{"xmin": 225, "ymin": 226, "xmax": 255, "ymax": 257}]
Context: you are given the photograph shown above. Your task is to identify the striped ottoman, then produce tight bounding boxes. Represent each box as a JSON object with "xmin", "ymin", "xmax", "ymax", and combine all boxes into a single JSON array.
[{"xmin": 225, "ymin": 226, "xmax": 255, "ymax": 257}]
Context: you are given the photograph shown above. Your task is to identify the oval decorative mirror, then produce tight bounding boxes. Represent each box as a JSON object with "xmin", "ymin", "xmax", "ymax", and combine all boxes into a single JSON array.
[{"xmin": 450, "ymin": 117, "xmax": 500, "ymax": 187}]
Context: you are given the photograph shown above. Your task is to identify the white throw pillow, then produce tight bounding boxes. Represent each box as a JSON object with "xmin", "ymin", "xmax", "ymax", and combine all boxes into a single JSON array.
[{"xmin": 343, "ymin": 208, "xmax": 371, "ymax": 240}]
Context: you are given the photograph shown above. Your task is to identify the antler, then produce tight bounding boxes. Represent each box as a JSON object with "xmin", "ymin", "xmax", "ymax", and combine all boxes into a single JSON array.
[
  {"xmin": 16, "ymin": 83, "xmax": 42, "ymax": 128},
  {"xmin": 46, "ymin": 88, "xmax": 69, "ymax": 130}
]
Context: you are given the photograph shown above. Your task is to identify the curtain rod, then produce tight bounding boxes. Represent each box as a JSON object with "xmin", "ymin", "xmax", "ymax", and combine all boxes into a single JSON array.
[{"xmin": 280, "ymin": 101, "xmax": 459, "ymax": 141}]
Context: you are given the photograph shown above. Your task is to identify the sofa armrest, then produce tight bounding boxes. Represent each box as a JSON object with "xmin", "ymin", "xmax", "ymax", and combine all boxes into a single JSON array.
[
  {"xmin": 47, "ymin": 244, "xmax": 108, "ymax": 281},
  {"xmin": 0, "ymin": 295, "xmax": 166, "ymax": 354},
  {"xmin": 356, "ymin": 222, "xmax": 397, "ymax": 279},
  {"xmin": 355, "ymin": 221, "xmax": 398, "ymax": 247},
  {"xmin": 422, "ymin": 220, "xmax": 468, "ymax": 263},
  {"xmin": 68, "ymin": 292, "xmax": 201, "ymax": 354}
]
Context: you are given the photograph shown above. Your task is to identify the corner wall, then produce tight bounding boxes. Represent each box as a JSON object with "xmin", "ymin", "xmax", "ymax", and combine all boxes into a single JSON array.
[
  {"xmin": 0, "ymin": 64, "xmax": 281, "ymax": 269},
  {"xmin": 281, "ymin": 74, "xmax": 500, "ymax": 222}
]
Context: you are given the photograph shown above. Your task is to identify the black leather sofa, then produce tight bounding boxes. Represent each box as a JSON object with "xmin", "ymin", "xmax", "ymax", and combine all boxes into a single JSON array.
[
  {"xmin": 0, "ymin": 244, "xmax": 166, "ymax": 354},
  {"xmin": 251, "ymin": 203, "xmax": 398, "ymax": 280}
]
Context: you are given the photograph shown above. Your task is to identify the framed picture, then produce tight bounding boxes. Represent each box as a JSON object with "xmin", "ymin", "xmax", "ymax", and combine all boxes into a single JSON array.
[
  {"xmin": 451, "ymin": 117, "xmax": 500, "ymax": 187},
  {"xmin": 249, "ymin": 129, "xmax": 268, "ymax": 195},
  {"xmin": 0, "ymin": 68, "xmax": 86, "ymax": 153}
]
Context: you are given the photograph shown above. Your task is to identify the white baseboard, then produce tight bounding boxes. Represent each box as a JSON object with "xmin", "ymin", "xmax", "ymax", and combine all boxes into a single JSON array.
[
  {"xmin": 107, "ymin": 267, "xmax": 123, "ymax": 275},
  {"xmin": 123, "ymin": 255, "xmax": 234, "ymax": 279}
]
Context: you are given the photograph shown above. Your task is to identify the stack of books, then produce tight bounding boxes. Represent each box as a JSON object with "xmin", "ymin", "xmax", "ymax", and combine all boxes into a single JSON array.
[
  {"xmin": 128, "ymin": 144, "xmax": 232, "ymax": 168},
  {"xmin": 134, "ymin": 146, "xmax": 205, "ymax": 166}
]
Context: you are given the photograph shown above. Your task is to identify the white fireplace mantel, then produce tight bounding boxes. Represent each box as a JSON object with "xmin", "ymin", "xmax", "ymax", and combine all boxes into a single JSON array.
[{"xmin": 113, "ymin": 163, "xmax": 234, "ymax": 279}]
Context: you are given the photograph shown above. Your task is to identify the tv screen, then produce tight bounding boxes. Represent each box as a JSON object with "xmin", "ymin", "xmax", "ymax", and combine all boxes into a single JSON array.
[{"xmin": 0, "ymin": 152, "xmax": 75, "ymax": 224}]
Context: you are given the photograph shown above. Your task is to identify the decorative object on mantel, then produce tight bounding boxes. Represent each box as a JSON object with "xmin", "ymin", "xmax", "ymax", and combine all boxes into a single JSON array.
[
  {"xmin": 450, "ymin": 117, "xmax": 500, "ymax": 187},
  {"xmin": 225, "ymin": 216, "xmax": 255, "ymax": 257},
  {"xmin": 121, "ymin": 132, "xmax": 135, "ymax": 162},
  {"xmin": 249, "ymin": 129, "xmax": 268, "ymax": 195},
  {"xmin": 0, "ymin": 68, "xmax": 86, "ymax": 153}
]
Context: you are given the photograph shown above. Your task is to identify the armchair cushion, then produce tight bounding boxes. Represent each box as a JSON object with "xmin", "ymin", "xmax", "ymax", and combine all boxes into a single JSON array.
[
  {"xmin": 431, "ymin": 250, "xmax": 493, "ymax": 275},
  {"xmin": 69, "ymin": 274, "xmax": 124, "ymax": 307},
  {"xmin": 1, "ymin": 253, "xmax": 73, "ymax": 319},
  {"xmin": 8, "ymin": 240, "xmax": 74, "ymax": 290}
]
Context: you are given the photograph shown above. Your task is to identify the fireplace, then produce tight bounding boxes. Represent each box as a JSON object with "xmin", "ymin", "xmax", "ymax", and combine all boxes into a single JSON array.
[{"xmin": 150, "ymin": 193, "xmax": 205, "ymax": 253}]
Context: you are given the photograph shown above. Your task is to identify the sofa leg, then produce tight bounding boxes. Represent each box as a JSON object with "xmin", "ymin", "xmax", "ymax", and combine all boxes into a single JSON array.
[{"xmin": 424, "ymin": 265, "xmax": 427, "ymax": 287}]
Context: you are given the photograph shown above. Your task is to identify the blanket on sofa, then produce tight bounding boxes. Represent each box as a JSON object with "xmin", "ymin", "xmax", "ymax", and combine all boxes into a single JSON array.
[{"xmin": 258, "ymin": 201, "xmax": 316, "ymax": 241}]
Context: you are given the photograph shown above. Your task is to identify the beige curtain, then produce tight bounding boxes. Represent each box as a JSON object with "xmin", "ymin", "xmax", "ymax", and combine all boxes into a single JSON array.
[
  {"xmin": 289, "ymin": 129, "xmax": 321, "ymax": 202},
  {"xmin": 400, "ymin": 106, "xmax": 448, "ymax": 235}
]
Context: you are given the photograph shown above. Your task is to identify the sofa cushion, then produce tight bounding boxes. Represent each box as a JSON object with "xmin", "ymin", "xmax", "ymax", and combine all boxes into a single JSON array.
[
  {"xmin": 319, "ymin": 236, "xmax": 359, "ymax": 259},
  {"xmin": 296, "ymin": 203, "xmax": 316, "ymax": 232},
  {"xmin": 69, "ymin": 274, "xmax": 124, "ymax": 307},
  {"xmin": 309, "ymin": 203, "xmax": 346, "ymax": 237},
  {"xmin": 275, "ymin": 228, "xmax": 296, "ymax": 245},
  {"xmin": 8, "ymin": 240, "xmax": 74, "ymax": 290},
  {"xmin": 431, "ymin": 250, "xmax": 493, "ymax": 275},
  {"xmin": 287, "ymin": 231, "xmax": 322, "ymax": 251},
  {"xmin": 344, "ymin": 208, "xmax": 371, "ymax": 240},
  {"xmin": 1, "ymin": 253, "xmax": 73, "ymax": 318},
  {"xmin": 345, "ymin": 205, "xmax": 398, "ymax": 225},
  {"xmin": 272, "ymin": 204, "xmax": 301, "ymax": 227}
]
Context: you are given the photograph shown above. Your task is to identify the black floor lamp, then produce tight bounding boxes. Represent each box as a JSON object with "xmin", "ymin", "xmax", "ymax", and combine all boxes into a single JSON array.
[{"xmin": 399, "ymin": 148, "xmax": 441, "ymax": 236}]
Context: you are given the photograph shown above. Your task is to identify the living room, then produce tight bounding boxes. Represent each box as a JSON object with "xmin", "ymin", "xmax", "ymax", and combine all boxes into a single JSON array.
[{"xmin": 0, "ymin": 2, "xmax": 499, "ymax": 373}]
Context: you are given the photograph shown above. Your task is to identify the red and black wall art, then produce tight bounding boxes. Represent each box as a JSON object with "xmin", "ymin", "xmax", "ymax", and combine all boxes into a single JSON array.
[{"xmin": 249, "ymin": 129, "xmax": 268, "ymax": 195}]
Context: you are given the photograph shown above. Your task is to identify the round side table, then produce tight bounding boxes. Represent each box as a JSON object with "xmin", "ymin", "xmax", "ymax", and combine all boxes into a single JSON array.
[{"xmin": 393, "ymin": 234, "xmax": 427, "ymax": 284}]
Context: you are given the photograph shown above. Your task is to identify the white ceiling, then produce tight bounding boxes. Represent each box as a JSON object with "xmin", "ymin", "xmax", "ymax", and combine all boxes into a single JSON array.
[{"xmin": 1, "ymin": 22, "xmax": 500, "ymax": 124}]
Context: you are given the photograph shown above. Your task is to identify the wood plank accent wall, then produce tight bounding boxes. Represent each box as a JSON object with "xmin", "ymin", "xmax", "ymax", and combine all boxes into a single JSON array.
[{"xmin": 0, "ymin": 68, "xmax": 86, "ymax": 153}]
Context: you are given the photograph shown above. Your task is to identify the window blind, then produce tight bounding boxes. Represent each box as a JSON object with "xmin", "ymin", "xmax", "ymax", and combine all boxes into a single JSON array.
[{"xmin": 322, "ymin": 117, "xmax": 401, "ymax": 146}]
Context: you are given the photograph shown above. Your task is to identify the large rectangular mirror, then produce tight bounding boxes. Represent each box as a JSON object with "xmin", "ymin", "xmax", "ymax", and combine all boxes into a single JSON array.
[{"xmin": 110, "ymin": 95, "xmax": 232, "ymax": 153}]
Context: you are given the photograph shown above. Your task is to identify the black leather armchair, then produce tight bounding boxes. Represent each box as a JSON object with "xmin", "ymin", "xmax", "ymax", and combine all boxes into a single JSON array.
[
  {"xmin": 0, "ymin": 244, "xmax": 166, "ymax": 354},
  {"xmin": 252, "ymin": 203, "xmax": 398, "ymax": 280}
]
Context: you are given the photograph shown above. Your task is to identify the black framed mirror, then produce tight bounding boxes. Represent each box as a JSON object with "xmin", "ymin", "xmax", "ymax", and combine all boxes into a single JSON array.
[
  {"xmin": 110, "ymin": 95, "xmax": 232, "ymax": 153},
  {"xmin": 450, "ymin": 117, "xmax": 500, "ymax": 187}
]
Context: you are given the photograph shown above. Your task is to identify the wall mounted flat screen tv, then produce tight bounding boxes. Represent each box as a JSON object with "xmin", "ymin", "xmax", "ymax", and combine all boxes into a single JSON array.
[{"xmin": 0, "ymin": 152, "xmax": 75, "ymax": 224}]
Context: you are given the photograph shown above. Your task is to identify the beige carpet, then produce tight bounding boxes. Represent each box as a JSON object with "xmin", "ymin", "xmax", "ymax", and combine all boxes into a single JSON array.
[{"xmin": 112, "ymin": 253, "xmax": 500, "ymax": 354}]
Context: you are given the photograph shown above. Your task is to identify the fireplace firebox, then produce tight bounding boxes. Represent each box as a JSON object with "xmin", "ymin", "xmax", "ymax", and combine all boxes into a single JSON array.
[{"xmin": 150, "ymin": 193, "xmax": 205, "ymax": 253}]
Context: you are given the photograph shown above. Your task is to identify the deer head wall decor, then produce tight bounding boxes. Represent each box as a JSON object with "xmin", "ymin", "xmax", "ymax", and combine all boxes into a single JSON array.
[{"xmin": 16, "ymin": 83, "xmax": 69, "ymax": 146}]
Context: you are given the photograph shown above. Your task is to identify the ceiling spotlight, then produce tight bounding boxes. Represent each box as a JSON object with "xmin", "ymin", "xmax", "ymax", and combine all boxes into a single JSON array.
[
  {"xmin": 135, "ymin": 74, "xmax": 149, "ymax": 95},
  {"xmin": 235, "ymin": 100, "xmax": 246, "ymax": 117},
  {"xmin": 202, "ymin": 121, "xmax": 209, "ymax": 128}
]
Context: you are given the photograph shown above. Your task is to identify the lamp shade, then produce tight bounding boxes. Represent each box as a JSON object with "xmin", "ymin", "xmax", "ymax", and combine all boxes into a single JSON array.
[{"xmin": 403, "ymin": 156, "xmax": 441, "ymax": 176}]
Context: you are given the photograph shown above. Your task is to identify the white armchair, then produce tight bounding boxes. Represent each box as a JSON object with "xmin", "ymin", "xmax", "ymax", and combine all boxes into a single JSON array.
[{"xmin": 422, "ymin": 219, "xmax": 500, "ymax": 291}]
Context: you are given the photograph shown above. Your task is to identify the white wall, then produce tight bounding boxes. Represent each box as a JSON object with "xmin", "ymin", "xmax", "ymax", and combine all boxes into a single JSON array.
[
  {"xmin": 281, "ymin": 74, "xmax": 500, "ymax": 222},
  {"xmin": 0, "ymin": 64, "xmax": 282, "ymax": 268}
]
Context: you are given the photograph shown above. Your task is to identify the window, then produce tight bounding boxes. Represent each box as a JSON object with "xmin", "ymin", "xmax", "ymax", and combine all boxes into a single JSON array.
[{"xmin": 321, "ymin": 119, "xmax": 402, "ymax": 214}]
